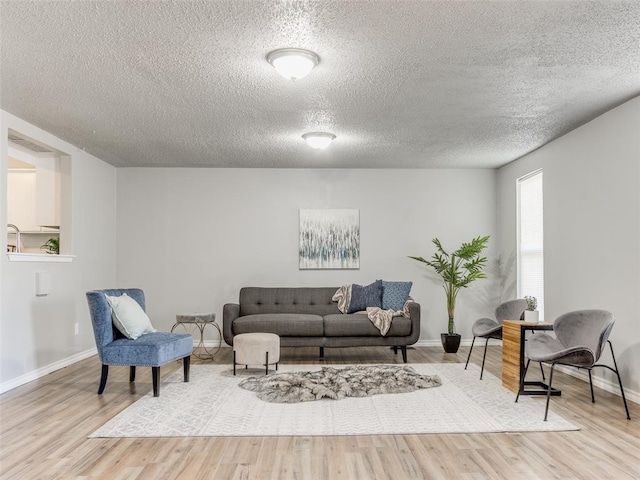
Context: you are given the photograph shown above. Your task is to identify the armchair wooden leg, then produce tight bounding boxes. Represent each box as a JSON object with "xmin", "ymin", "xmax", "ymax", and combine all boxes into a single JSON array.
[
  {"xmin": 183, "ymin": 356, "xmax": 190, "ymax": 383},
  {"xmin": 464, "ymin": 337, "xmax": 476, "ymax": 370},
  {"xmin": 130, "ymin": 366, "xmax": 136, "ymax": 383},
  {"xmin": 98, "ymin": 365, "xmax": 109, "ymax": 394},
  {"xmin": 319, "ymin": 347, "xmax": 324, "ymax": 358},
  {"xmin": 152, "ymin": 367, "xmax": 160, "ymax": 397},
  {"xmin": 401, "ymin": 346, "xmax": 408, "ymax": 363}
]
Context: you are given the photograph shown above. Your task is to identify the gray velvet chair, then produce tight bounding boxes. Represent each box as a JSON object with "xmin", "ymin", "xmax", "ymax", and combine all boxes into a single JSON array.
[
  {"xmin": 465, "ymin": 299, "xmax": 528, "ymax": 379},
  {"xmin": 516, "ymin": 309, "xmax": 630, "ymax": 421},
  {"xmin": 86, "ymin": 288, "xmax": 193, "ymax": 397}
]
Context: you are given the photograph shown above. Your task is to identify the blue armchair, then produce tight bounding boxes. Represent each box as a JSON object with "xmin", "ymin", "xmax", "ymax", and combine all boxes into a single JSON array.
[{"xmin": 86, "ymin": 288, "xmax": 193, "ymax": 397}]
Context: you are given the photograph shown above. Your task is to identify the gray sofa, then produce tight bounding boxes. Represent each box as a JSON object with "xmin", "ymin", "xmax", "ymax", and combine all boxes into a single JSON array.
[{"xmin": 223, "ymin": 287, "xmax": 420, "ymax": 362}]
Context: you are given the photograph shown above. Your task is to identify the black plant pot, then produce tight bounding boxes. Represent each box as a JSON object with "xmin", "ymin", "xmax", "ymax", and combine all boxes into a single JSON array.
[{"xmin": 441, "ymin": 333, "xmax": 462, "ymax": 353}]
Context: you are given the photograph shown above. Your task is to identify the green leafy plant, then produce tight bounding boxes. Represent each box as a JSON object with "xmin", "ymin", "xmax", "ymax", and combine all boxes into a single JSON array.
[
  {"xmin": 524, "ymin": 295, "xmax": 537, "ymax": 311},
  {"xmin": 409, "ymin": 235, "xmax": 490, "ymax": 336},
  {"xmin": 40, "ymin": 237, "xmax": 59, "ymax": 255}
]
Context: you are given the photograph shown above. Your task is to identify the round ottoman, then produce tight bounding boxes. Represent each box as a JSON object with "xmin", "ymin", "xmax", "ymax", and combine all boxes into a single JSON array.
[{"xmin": 233, "ymin": 332, "xmax": 280, "ymax": 375}]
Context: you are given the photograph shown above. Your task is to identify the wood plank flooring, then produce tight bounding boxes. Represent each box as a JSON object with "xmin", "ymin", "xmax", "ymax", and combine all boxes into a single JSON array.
[{"xmin": 0, "ymin": 346, "xmax": 638, "ymax": 479}]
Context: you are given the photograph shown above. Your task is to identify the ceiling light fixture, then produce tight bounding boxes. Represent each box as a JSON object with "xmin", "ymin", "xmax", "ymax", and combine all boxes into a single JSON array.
[
  {"xmin": 267, "ymin": 48, "xmax": 320, "ymax": 80},
  {"xmin": 302, "ymin": 132, "xmax": 336, "ymax": 149}
]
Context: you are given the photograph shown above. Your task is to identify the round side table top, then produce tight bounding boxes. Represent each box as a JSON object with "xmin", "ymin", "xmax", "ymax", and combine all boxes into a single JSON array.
[{"xmin": 175, "ymin": 313, "xmax": 216, "ymax": 324}]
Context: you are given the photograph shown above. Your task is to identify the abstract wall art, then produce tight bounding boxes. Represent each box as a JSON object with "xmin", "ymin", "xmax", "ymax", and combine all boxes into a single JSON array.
[{"xmin": 299, "ymin": 209, "xmax": 360, "ymax": 269}]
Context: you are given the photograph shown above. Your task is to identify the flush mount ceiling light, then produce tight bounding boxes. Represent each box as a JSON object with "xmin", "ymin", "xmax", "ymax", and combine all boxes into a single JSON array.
[
  {"xmin": 267, "ymin": 48, "xmax": 320, "ymax": 80},
  {"xmin": 302, "ymin": 132, "xmax": 336, "ymax": 149}
]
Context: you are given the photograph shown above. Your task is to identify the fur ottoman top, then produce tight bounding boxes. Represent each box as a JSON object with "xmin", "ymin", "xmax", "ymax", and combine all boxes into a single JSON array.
[{"xmin": 239, "ymin": 365, "xmax": 442, "ymax": 403}]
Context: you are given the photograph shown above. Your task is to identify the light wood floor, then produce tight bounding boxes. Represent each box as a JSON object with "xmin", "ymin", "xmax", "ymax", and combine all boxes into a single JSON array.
[{"xmin": 0, "ymin": 346, "xmax": 638, "ymax": 480}]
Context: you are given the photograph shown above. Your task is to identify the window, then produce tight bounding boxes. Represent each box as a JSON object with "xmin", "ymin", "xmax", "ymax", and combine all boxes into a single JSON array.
[{"xmin": 517, "ymin": 170, "xmax": 544, "ymax": 319}]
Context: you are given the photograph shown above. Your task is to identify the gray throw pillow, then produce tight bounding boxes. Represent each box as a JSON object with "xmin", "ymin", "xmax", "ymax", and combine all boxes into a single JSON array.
[{"xmin": 347, "ymin": 280, "xmax": 383, "ymax": 313}]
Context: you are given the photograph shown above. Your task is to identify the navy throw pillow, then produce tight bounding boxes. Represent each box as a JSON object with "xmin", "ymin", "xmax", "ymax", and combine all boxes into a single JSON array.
[{"xmin": 347, "ymin": 280, "xmax": 383, "ymax": 313}]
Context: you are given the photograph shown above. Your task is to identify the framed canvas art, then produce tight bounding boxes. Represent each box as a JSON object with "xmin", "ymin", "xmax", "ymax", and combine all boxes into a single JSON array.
[{"xmin": 299, "ymin": 209, "xmax": 360, "ymax": 269}]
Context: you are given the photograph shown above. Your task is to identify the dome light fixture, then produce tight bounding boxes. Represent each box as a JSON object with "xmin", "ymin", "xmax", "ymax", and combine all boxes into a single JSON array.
[
  {"xmin": 267, "ymin": 48, "xmax": 320, "ymax": 80},
  {"xmin": 302, "ymin": 132, "xmax": 336, "ymax": 149}
]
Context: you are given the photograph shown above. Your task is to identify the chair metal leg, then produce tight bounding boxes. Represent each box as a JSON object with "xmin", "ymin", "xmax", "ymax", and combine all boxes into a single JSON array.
[
  {"xmin": 233, "ymin": 350, "xmax": 237, "ymax": 376},
  {"xmin": 401, "ymin": 346, "xmax": 407, "ymax": 363},
  {"xmin": 608, "ymin": 341, "xmax": 631, "ymax": 420},
  {"xmin": 464, "ymin": 337, "xmax": 476, "ymax": 370},
  {"xmin": 98, "ymin": 365, "xmax": 109, "ymax": 394},
  {"xmin": 265, "ymin": 351, "xmax": 269, "ymax": 375},
  {"xmin": 544, "ymin": 364, "xmax": 555, "ymax": 421},
  {"xmin": 515, "ymin": 359, "xmax": 530, "ymax": 403},
  {"xmin": 539, "ymin": 363, "xmax": 546, "ymax": 381},
  {"xmin": 480, "ymin": 338, "xmax": 490, "ymax": 380},
  {"xmin": 592, "ymin": 341, "xmax": 631, "ymax": 420},
  {"xmin": 183, "ymin": 356, "xmax": 190, "ymax": 382},
  {"xmin": 588, "ymin": 369, "xmax": 595, "ymax": 403},
  {"xmin": 130, "ymin": 366, "xmax": 136, "ymax": 383},
  {"xmin": 152, "ymin": 366, "xmax": 160, "ymax": 397}
]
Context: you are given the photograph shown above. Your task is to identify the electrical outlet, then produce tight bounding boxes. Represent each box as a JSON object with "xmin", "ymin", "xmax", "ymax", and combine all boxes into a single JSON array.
[{"xmin": 74, "ymin": 323, "xmax": 79, "ymax": 335}]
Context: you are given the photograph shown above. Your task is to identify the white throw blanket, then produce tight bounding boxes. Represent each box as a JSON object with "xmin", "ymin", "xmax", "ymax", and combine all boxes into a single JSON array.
[{"xmin": 366, "ymin": 299, "xmax": 413, "ymax": 336}]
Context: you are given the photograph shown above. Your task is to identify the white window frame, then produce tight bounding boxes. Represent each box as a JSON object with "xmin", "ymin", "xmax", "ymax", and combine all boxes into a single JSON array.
[{"xmin": 517, "ymin": 169, "xmax": 544, "ymax": 320}]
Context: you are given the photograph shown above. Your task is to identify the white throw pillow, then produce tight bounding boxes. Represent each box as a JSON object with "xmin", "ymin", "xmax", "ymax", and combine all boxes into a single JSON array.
[{"xmin": 105, "ymin": 293, "xmax": 156, "ymax": 340}]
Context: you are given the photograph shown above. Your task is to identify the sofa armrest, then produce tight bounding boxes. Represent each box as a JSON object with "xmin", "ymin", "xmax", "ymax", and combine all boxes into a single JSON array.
[
  {"xmin": 406, "ymin": 302, "xmax": 421, "ymax": 345},
  {"xmin": 222, "ymin": 303, "xmax": 240, "ymax": 346}
]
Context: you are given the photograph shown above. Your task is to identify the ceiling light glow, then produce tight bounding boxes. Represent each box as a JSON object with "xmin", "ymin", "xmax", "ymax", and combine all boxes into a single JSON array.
[
  {"xmin": 267, "ymin": 48, "xmax": 320, "ymax": 80},
  {"xmin": 302, "ymin": 132, "xmax": 336, "ymax": 149}
]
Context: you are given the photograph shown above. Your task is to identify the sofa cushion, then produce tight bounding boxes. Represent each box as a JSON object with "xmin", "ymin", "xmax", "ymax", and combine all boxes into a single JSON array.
[
  {"xmin": 347, "ymin": 280, "xmax": 383, "ymax": 313},
  {"xmin": 323, "ymin": 314, "xmax": 412, "ymax": 337},
  {"xmin": 382, "ymin": 281, "xmax": 413, "ymax": 311},
  {"xmin": 233, "ymin": 313, "xmax": 324, "ymax": 337},
  {"xmin": 239, "ymin": 287, "xmax": 340, "ymax": 316},
  {"xmin": 101, "ymin": 332, "xmax": 192, "ymax": 366}
]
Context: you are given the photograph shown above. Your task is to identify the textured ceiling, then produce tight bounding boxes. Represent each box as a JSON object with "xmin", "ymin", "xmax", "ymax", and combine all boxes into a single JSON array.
[{"xmin": 1, "ymin": 1, "xmax": 639, "ymax": 169}]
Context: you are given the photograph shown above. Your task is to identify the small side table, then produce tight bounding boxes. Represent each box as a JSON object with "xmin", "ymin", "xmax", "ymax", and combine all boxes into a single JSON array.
[
  {"xmin": 502, "ymin": 320, "xmax": 561, "ymax": 396},
  {"xmin": 171, "ymin": 313, "xmax": 222, "ymax": 360}
]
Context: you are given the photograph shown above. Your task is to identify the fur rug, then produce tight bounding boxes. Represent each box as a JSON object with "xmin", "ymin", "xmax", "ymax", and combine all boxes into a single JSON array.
[{"xmin": 238, "ymin": 365, "xmax": 442, "ymax": 403}]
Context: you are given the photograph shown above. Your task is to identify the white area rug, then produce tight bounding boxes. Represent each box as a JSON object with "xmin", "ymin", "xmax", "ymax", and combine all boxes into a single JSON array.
[{"xmin": 90, "ymin": 363, "xmax": 578, "ymax": 437}]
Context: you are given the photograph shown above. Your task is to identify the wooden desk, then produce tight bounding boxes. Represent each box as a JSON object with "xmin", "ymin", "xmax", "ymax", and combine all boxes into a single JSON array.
[{"xmin": 502, "ymin": 320, "xmax": 560, "ymax": 396}]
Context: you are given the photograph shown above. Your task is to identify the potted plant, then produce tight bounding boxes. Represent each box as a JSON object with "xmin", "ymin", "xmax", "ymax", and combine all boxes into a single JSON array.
[
  {"xmin": 409, "ymin": 235, "xmax": 490, "ymax": 353},
  {"xmin": 524, "ymin": 296, "xmax": 539, "ymax": 322},
  {"xmin": 40, "ymin": 237, "xmax": 59, "ymax": 255}
]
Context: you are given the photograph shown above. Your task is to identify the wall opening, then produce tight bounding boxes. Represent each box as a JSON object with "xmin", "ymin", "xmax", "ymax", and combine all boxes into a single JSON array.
[{"xmin": 6, "ymin": 130, "xmax": 71, "ymax": 256}]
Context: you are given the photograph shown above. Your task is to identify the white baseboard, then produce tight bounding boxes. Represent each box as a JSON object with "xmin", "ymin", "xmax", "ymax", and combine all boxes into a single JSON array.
[
  {"xmin": 0, "ymin": 347, "xmax": 98, "ymax": 395},
  {"xmin": 413, "ymin": 338, "xmax": 493, "ymax": 348}
]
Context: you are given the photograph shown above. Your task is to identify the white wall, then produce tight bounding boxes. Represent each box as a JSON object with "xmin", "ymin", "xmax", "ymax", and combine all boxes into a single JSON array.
[
  {"xmin": 116, "ymin": 168, "xmax": 498, "ymax": 345},
  {"xmin": 497, "ymin": 97, "xmax": 640, "ymax": 400},
  {"xmin": 0, "ymin": 110, "xmax": 117, "ymax": 392}
]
